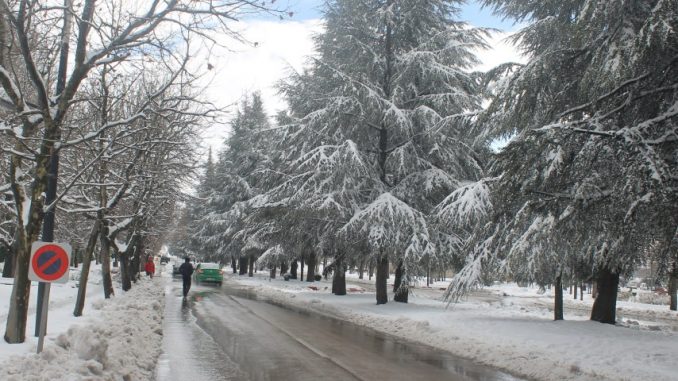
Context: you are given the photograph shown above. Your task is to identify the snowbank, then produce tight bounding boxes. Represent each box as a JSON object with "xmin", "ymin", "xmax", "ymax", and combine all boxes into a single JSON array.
[
  {"xmin": 229, "ymin": 273, "xmax": 678, "ymax": 381},
  {"xmin": 0, "ymin": 270, "xmax": 164, "ymax": 381}
]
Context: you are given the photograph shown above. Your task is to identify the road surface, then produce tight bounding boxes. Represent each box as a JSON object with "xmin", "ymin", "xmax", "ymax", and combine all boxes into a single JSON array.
[{"xmin": 155, "ymin": 277, "xmax": 521, "ymax": 381}]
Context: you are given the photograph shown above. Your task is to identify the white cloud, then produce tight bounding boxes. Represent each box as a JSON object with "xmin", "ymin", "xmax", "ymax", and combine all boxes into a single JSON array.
[
  {"xmin": 473, "ymin": 30, "xmax": 526, "ymax": 72},
  {"xmin": 197, "ymin": 21, "xmax": 525, "ymax": 153},
  {"xmin": 197, "ymin": 19, "xmax": 324, "ymax": 151}
]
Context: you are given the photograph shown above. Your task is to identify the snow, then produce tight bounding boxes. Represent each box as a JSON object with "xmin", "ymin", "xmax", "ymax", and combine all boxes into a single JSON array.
[
  {"xmin": 0, "ymin": 263, "xmax": 164, "ymax": 380},
  {"xmin": 1, "ymin": 261, "xmax": 676, "ymax": 381},
  {"xmin": 434, "ymin": 178, "xmax": 494, "ymax": 229},
  {"xmin": 227, "ymin": 272, "xmax": 678, "ymax": 381},
  {"xmin": 22, "ymin": 198, "xmax": 31, "ymax": 227},
  {"xmin": 343, "ymin": 192, "xmax": 429, "ymax": 247}
]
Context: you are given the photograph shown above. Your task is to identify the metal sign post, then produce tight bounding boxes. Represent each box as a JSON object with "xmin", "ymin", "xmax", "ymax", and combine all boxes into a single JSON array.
[{"xmin": 36, "ymin": 283, "xmax": 51, "ymax": 353}]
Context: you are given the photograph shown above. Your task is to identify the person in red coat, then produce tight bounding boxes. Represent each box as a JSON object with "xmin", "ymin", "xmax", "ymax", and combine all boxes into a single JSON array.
[{"xmin": 144, "ymin": 257, "xmax": 156, "ymax": 278}]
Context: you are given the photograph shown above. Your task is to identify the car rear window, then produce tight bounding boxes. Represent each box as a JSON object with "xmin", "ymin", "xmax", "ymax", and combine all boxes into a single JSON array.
[{"xmin": 200, "ymin": 263, "xmax": 220, "ymax": 269}]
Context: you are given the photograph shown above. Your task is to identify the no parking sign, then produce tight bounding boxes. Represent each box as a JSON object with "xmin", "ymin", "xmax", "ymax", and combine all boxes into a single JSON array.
[{"xmin": 29, "ymin": 242, "xmax": 71, "ymax": 283}]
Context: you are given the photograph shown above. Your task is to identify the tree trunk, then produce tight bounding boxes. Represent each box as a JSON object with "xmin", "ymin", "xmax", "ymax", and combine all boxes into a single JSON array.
[
  {"xmin": 270, "ymin": 266, "xmax": 277, "ymax": 279},
  {"xmin": 4, "ymin": 241, "xmax": 32, "ymax": 343},
  {"xmin": 323, "ymin": 258, "xmax": 328, "ymax": 280},
  {"xmin": 322, "ymin": 258, "xmax": 327, "ymax": 279},
  {"xmin": 280, "ymin": 261, "xmax": 288, "ymax": 276},
  {"xmin": 120, "ymin": 252, "xmax": 131, "ymax": 291},
  {"xmin": 332, "ymin": 256, "xmax": 346, "ymax": 295},
  {"xmin": 99, "ymin": 227, "xmax": 114, "ymax": 298},
  {"xmin": 74, "ymin": 221, "xmax": 101, "ymax": 316},
  {"xmin": 669, "ymin": 263, "xmax": 677, "ymax": 311},
  {"xmin": 554, "ymin": 272, "xmax": 563, "ymax": 321},
  {"xmin": 574, "ymin": 282, "xmax": 578, "ymax": 300},
  {"xmin": 239, "ymin": 256, "xmax": 248, "ymax": 275},
  {"xmin": 376, "ymin": 256, "xmax": 389, "ymax": 305},
  {"xmin": 590, "ymin": 267, "xmax": 619, "ymax": 324},
  {"xmin": 130, "ymin": 244, "xmax": 141, "ymax": 283},
  {"xmin": 290, "ymin": 260, "xmax": 298, "ymax": 279},
  {"xmin": 306, "ymin": 251, "xmax": 316, "ymax": 282},
  {"xmin": 231, "ymin": 257, "xmax": 237, "ymax": 273},
  {"xmin": 358, "ymin": 258, "xmax": 365, "ymax": 280},
  {"xmin": 300, "ymin": 257, "xmax": 305, "ymax": 281},
  {"xmin": 580, "ymin": 281, "xmax": 584, "ymax": 301},
  {"xmin": 2, "ymin": 245, "xmax": 14, "ymax": 278},
  {"xmin": 121, "ymin": 237, "xmax": 141, "ymax": 289},
  {"xmin": 5, "ymin": 197, "xmax": 47, "ymax": 343},
  {"xmin": 248, "ymin": 255, "xmax": 254, "ymax": 277},
  {"xmin": 70, "ymin": 247, "xmax": 78, "ymax": 268},
  {"xmin": 393, "ymin": 260, "xmax": 408, "ymax": 303},
  {"xmin": 368, "ymin": 259, "xmax": 374, "ymax": 281}
]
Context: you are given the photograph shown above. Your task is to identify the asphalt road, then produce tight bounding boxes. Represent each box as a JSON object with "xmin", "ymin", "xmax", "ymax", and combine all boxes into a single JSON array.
[{"xmin": 155, "ymin": 277, "xmax": 522, "ymax": 381}]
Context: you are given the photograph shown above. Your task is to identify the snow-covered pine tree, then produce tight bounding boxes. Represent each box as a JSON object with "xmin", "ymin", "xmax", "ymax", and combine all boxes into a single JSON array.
[
  {"xmin": 268, "ymin": 69, "xmax": 378, "ymax": 289},
  {"xmin": 191, "ymin": 93, "xmax": 278, "ymax": 272},
  {"xmin": 432, "ymin": 177, "xmax": 496, "ymax": 284},
  {"xmin": 450, "ymin": 0, "xmax": 678, "ymax": 322},
  {"xmin": 272, "ymin": 0, "xmax": 488, "ymax": 304},
  {"xmin": 174, "ymin": 148, "xmax": 218, "ymax": 261}
]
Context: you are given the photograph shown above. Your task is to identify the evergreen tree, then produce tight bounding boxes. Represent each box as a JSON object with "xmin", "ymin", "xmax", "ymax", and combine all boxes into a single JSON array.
[
  {"xmin": 191, "ymin": 93, "xmax": 277, "ymax": 270},
  {"xmin": 448, "ymin": 0, "xmax": 678, "ymax": 322},
  {"xmin": 175, "ymin": 148, "xmax": 218, "ymax": 260},
  {"xmin": 273, "ymin": 0, "xmax": 489, "ymax": 304}
]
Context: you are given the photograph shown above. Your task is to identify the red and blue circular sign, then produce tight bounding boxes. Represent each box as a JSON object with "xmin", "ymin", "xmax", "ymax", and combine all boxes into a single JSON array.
[{"xmin": 29, "ymin": 242, "xmax": 72, "ymax": 283}]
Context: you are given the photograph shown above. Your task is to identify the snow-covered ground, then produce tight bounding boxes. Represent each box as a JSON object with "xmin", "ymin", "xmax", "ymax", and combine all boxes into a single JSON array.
[
  {"xmin": 0, "ymin": 263, "xmax": 165, "ymax": 380},
  {"xmin": 228, "ymin": 272, "xmax": 678, "ymax": 381},
  {"xmin": 1, "ymin": 260, "xmax": 676, "ymax": 381}
]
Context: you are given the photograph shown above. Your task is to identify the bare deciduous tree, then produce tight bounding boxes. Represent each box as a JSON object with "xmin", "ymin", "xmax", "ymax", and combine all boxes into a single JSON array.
[{"xmin": 0, "ymin": 0, "xmax": 287, "ymax": 344}]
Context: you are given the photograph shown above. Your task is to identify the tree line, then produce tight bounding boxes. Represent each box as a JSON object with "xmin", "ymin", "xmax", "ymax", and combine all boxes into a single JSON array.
[
  {"xmin": 177, "ymin": 0, "xmax": 678, "ymax": 325},
  {"xmin": 0, "ymin": 0, "xmax": 290, "ymax": 344}
]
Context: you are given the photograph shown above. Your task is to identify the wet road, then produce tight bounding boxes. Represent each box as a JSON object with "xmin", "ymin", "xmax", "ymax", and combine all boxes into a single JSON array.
[{"xmin": 155, "ymin": 278, "xmax": 522, "ymax": 381}]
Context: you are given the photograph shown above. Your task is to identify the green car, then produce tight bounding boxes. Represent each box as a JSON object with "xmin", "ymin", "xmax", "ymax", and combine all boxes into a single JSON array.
[{"xmin": 194, "ymin": 263, "xmax": 224, "ymax": 286}]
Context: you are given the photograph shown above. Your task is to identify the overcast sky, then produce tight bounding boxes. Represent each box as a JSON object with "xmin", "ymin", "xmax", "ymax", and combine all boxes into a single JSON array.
[{"xmin": 198, "ymin": 1, "xmax": 524, "ymax": 152}]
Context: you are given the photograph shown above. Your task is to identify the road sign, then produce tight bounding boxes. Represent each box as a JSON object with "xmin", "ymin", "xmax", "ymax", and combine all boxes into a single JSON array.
[{"xmin": 29, "ymin": 242, "xmax": 71, "ymax": 284}]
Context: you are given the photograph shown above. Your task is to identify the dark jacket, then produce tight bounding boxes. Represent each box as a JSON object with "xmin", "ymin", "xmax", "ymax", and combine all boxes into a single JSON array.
[{"xmin": 179, "ymin": 262, "xmax": 194, "ymax": 279}]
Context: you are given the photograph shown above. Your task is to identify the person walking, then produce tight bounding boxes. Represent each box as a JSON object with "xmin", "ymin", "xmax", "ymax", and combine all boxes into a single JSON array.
[
  {"xmin": 144, "ymin": 257, "xmax": 156, "ymax": 278},
  {"xmin": 179, "ymin": 257, "xmax": 194, "ymax": 299}
]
